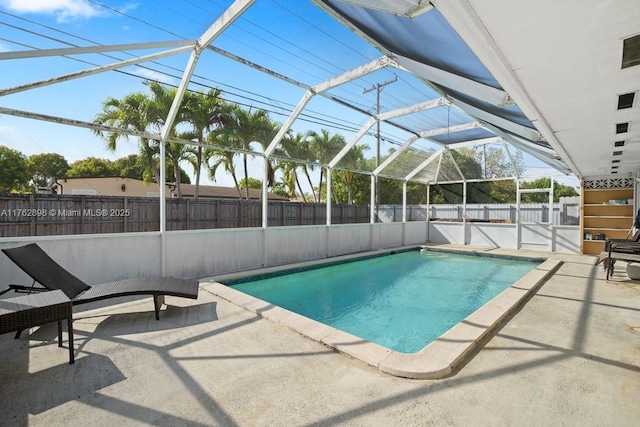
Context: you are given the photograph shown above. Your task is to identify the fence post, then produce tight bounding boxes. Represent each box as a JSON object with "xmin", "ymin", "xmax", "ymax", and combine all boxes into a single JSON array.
[
  {"xmin": 215, "ymin": 199, "xmax": 221, "ymax": 229},
  {"xmin": 299, "ymin": 203, "xmax": 303, "ymax": 225},
  {"xmin": 123, "ymin": 198, "xmax": 128, "ymax": 232},
  {"xmin": 29, "ymin": 194, "xmax": 36, "ymax": 236},
  {"xmin": 80, "ymin": 196, "xmax": 86, "ymax": 234}
]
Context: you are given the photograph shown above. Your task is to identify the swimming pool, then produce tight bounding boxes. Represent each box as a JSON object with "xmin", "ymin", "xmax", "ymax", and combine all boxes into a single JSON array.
[
  {"xmin": 207, "ymin": 247, "xmax": 561, "ymax": 379},
  {"xmin": 228, "ymin": 250, "xmax": 539, "ymax": 353}
]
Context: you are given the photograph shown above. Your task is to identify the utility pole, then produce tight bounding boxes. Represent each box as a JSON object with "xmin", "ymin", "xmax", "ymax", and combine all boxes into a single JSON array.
[{"xmin": 364, "ymin": 75, "xmax": 397, "ymax": 220}]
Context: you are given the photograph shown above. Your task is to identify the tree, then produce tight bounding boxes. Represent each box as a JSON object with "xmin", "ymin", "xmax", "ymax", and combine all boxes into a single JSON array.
[
  {"xmin": 274, "ymin": 131, "xmax": 310, "ymax": 201},
  {"xmin": 93, "ymin": 91, "xmax": 162, "ymax": 184},
  {"xmin": 521, "ymin": 177, "xmax": 578, "ymax": 202},
  {"xmin": 66, "ymin": 157, "xmax": 117, "ymax": 177},
  {"xmin": 143, "ymin": 81, "xmax": 192, "ymax": 198},
  {"xmin": 0, "ymin": 146, "xmax": 31, "ymax": 193},
  {"xmin": 307, "ymin": 129, "xmax": 346, "ymax": 202},
  {"xmin": 225, "ymin": 106, "xmax": 275, "ymax": 199},
  {"xmin": 205, "ymin": 133, "xmax": 243, "ymax": 199},
  {"xmin": 93, "ymin": 81, "xmax": 193, "ymax": 197},
  {"xmin": 182, "ymin": 88, "xmax": 230, "ymax": 199},
  {"xmin": 112, "ymin": 154, "xmax": 145, "ymax": 179},
  {"xmin": 27, "ymin": 153, "xmax": 69, "ymax": 188},
  {"xmin": 335, "ymin": 143, "xmax": 367, "ymax": 204},
  {"xmin": 238, "ymin": 177, "xmax": 262, "ymax": 189}
]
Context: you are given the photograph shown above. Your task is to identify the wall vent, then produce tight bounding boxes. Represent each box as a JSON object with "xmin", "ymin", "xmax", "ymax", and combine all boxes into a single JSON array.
[
  {"xmin": 616, "ymin": 122, "xmax": 629, "ymax": 134},
  {"xmin": 622, "ymin": 34, "xmax": 640, "ymax": 69},
  {"xmin": 612, "ymin": 159, "xmax": 621, "ymax": 163},
  {"xmin": 614, "ymin": 140, "xmax": 626, "ymax": 147},
  {"xmin": 613, "ymin": 150, "xmax": 623, "ymax": 156},
  {"xmin": 617, "ymin": 92, "xmax": 636, "ymax": 109}
]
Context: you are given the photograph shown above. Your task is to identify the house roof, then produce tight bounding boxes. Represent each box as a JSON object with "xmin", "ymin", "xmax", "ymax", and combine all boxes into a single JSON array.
[{"xmin": 174, "ymin": 184, "xmax": 289, "ymax": 201}]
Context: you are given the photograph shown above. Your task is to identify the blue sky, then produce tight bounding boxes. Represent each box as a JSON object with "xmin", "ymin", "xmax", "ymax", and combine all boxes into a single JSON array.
[{"xmin": 0, "ymin": 0, "xmax": 577, "ymax": 190}]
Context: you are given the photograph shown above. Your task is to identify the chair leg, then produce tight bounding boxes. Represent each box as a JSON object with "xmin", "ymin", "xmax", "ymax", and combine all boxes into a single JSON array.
[
  {"xmin": 57, "ymin": 320, "xmax": 63, "ymax": 347},
  {"xmin": 67, "ymin": 316, "xmax": 74, "ymax": 364},
  {"xmin": 153, "ymin": 295, "xmax": 165, "ymax": 320}
]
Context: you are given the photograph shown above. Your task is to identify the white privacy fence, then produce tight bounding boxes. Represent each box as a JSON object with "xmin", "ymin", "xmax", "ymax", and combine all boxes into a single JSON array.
[{"xmin": 378, "ymin": 197, "xmax": 580, "ymax": 226}]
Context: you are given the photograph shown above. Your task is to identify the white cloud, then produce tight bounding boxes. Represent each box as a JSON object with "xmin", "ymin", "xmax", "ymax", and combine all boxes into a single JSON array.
[
  {"xmin": 0, "ymin": 41, "xmax": 11, "ymax": 53},
  {"xmin": 134, "ymin": 68, "xmax": 176, "ymax": 85},
  {"xmin": 0, "ymin": 0, "xmax": 103, "ymax": 22}
]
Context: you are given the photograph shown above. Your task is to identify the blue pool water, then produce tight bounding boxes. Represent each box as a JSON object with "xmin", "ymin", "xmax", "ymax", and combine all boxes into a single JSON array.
[{"xmin": 229, "ymin": 250, "xmax": 540, "ymax": 353}]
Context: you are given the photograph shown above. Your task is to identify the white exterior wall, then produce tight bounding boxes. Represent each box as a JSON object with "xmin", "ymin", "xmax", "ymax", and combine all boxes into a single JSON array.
[
  {"xmin": 467, "ymin": 223, "xmax": 517, "ymax": 248},
  {"xmin": 428, "ymin": 222, "xmax": 464, "ymax": 244},
  {"xmin": 404, "ymin": 222, "xmax": 428, "ymax": 245},
  {"xmin": 0, "ymin": 233, "xmax": 161, "ymax": 287},
  {"xmin": 0, "ymin": 221, "xmax": 580, "ymax": 286},
  {"xmin": 0, "ymin": 223, "xmax": 426, "ymax": 284},
  {"xmin": 551, "ymin": 226, "xmax": 581, "ymax": 254},
  {"xmin": 165, "ymin": 228, "xmax": 264, "ymax": 278},
  {"xmin": 429, "ymin": 221, "xmax": 580, "ymax": 254}
]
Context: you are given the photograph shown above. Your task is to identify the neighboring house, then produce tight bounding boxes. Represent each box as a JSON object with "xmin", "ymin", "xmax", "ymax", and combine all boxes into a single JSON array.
[
  {"xmin": 51, "ymin": 177, "xmax": 289, "ymax": 201},
  {"xmin": 174, "ymin": 184, "xmax": 288, "ymax": 201},
  {"xmin": 52, "ymin": 177, "xmax": 164, "ymax": 197}
]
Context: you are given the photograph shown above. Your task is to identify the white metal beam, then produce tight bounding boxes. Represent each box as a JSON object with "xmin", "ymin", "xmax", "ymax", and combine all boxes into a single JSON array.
[
  {"xmin": 393, "ymin": 56, "xmax": 512, "ymax": 107},
  {"xmin": 447, "ymin": 136, "xmax": 502, "ymax": 149},
  {"xmin": 0, "ymin": 40, "xmax": 196, "ymax": 60},
  {"xmin": 445, "ymin": 147, "xmax": 466, "ymax": 181},
  {"xmin": 312, "ymin": 56, "xmax": 393, "ymax": 94},
  {"xmin": 263, "ymin": 56, "xmax": 393, "ymax": 158},
  {"xmin": 377, "ymin": 97, "xmax": 447, "ymax": 121},
  {"xmin": 0, "ymin": 46, "xmax": 194, "ymax": 97},
  {"xmin": 263, "ymin": 90, "xmax": 314, "ymax": 157},
  {"xmin": 0, "ymin": 106, "xmax": 160, "ymax": 139},
  {"xmin": 160, "ymin": 0, "xmax": 256, "ymax": 142},
  {"xmin": 405, "ymin": 148, "xmax": 444, "ymax": 182},
  {"xmin": 160, "ymin": 0, "xmax": 256, "ymax": 271},
  {"xmin": 448, "ymin": 97, "xmax": 541, "ymax": 142},
  {"xmin": 328, "ymin": 117, "xmax": 377, "ymax": 168},
  {"xmin": 418, "ymin": 121, "xmax": 481, "ymax": 140},
  {"xmin": 372, "ymin": 135, "xmax": 420, "ymax": 175}
]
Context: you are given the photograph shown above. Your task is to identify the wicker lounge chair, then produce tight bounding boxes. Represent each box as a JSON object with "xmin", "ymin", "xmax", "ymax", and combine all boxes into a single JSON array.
[
  {"xmin": 2, "ymin": 243, "xmax": 199, "ymax": 320},
  {"xmin": 598, "ymin": 240, "xmax": 640, "ymax": 280}
]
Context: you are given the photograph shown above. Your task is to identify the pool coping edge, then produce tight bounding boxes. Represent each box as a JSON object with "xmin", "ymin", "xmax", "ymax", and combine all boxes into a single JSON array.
[{"xmin": 200, "ymin": 248, "xmax": 563, "ymax": 379}]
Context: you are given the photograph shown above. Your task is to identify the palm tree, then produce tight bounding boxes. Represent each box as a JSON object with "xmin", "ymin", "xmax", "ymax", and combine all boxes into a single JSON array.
[
  {"xmin": 205, "ymin": 132, "xmax": 243, "ymax": 199},
  {"xmin": 144, "ymin": 81, "xmax": 193, "ymax": 198},
  {"xmin": 307, "ymin": 129, "xmax": 346, "ymax": 202},
  {"xmin": 275, "ymin": 131, "xmax": 311, "ymax": 201},
  {"xmin": 93, "ymin": 91, "xmax": 161, "ymax": 184},
  {"xmin": 338, "ymin": 143, "xmax": 367, "ymax": 204},
  {"xmin": 93, "ymin": 81, "xmax": 192, "ymax": 197},
  {"xmin": 226, "ymin": 106, "xmax": 274, "ymax": 199},
  {"xmin": 182, "ymin": 88, "xmax": 230, "ymax": 199}
]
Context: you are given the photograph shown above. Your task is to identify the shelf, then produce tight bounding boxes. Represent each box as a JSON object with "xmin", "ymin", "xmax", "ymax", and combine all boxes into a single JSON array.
[
  {"xmin": 581, "ymin": 182, "xmax": 634, "ymax": 255},
  {"xmin": 584, "ymin": 203, "xmax": 633, "ymax": 208}
]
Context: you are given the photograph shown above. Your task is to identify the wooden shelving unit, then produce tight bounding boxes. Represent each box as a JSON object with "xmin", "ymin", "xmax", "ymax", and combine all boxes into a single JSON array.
[{"xmin": 581, "ymin": 180, "xmax": 635, "ymax": 255}]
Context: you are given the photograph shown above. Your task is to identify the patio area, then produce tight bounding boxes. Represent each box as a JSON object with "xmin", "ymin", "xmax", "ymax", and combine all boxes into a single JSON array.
[{"xmin": 1, "ymin": 246, "xmax": 638, "ymax": 426}]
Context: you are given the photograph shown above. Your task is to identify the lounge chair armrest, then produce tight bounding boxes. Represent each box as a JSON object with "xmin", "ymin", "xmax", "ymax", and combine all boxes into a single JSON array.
[{"xmin": 0, "ymin": 283, "xmax": 49, "ymax": 295}]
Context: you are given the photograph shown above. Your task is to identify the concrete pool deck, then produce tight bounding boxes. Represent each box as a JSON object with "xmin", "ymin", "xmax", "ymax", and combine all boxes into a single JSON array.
[{"xmin": 1, "ymin": 245, "xmax": 639, "ymax": 425}]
